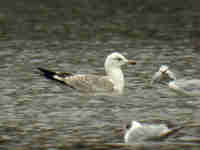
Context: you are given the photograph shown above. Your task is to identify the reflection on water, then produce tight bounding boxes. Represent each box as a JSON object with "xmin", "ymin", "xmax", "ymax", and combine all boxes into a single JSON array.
[{"xmin": 0, "ymin": 0, "xmax": 200, "ymax": 149}]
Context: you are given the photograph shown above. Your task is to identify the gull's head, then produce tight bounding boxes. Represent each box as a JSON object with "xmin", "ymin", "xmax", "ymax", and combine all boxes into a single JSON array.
[
  {"xmin": 104, "ymin": 52, "xmax": 136, "ymax": 71},
  {"xmin": 152, "ymin": 65, "xmax": 176, "ymax": 84},
  {"xmin": 124, "ymin": 120, "xmax": 142, "ymax": 143},
  {"xmin": 159, "ymin": 65, "xmax": 169, "ymax": 73},
  {"xmin": 129, "ymin": 121, "xmax": 142, "ymax": 131},
  {"xmin": 123, "ymin": 120, "xmax": 141, "ymax": 134}
]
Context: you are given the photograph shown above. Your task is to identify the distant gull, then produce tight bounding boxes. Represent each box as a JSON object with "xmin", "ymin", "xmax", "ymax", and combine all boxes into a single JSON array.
[
  {"xmin": 38, "ymin": 52, "xmax": 136, "ymax": 94},
  {"xmin": 124, "ymin": 120, "xmax": 185, "ymax": 143},
  {"xmin": 152, "ymin": 65, "xmax": 200, "ymax": 96}
]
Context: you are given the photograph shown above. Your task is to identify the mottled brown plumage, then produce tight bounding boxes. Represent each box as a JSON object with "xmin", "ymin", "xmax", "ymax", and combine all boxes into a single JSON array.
[{"xmin": 38, "ymin": 52, "xmax": 136, "ymax": 94}]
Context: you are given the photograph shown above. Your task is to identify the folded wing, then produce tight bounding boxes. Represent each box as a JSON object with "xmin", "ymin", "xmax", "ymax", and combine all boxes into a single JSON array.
[{"xmin": 38, "ymin": 68, "xmax": 114, "ymax": 92}]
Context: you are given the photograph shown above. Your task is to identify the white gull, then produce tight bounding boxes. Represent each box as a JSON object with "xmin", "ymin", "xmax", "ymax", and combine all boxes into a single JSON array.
[
  {"xmin": 152, "ymin": 65, "xmax": 200, "ymax": 96},
  {"xmin": 38, "ymin": 52, "xmax": 136, "ymax": 94},
  {"xmin": 124, "ymin": 120, "xmax": 184, "ymax": 143}
]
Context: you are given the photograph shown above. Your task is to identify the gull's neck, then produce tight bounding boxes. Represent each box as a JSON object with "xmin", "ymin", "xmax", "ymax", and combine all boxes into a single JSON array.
[
  {"xmin": 168, "ymin": 79, "xmax": 176, "ymax": 84},
  {"xmin": 166, "ymin": 70, "xmax": 177, "ymax": 83},
  {"xmin": 162, "ymin": 78, "xmax": 176, "ymax": 86},
  {"xmin": 124, "ymin": 129, "xmax": 131, "ymax": 143},
  {"xmin": 106, "ymin": 67, "xmax": 124, "ymax": 93}
]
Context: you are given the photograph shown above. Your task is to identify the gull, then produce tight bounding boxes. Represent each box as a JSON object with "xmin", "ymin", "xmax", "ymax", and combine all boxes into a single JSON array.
[
  {"xmin": 38, "ymin": 52, "xmax": 136, "ymax": 94},
  {"xmin": 124, "ymin": 120, "xmax": 185, "ymax": 143},
  {"xmin": 152, "ymin": 65, "xmax": 200, "ymax": 96}
]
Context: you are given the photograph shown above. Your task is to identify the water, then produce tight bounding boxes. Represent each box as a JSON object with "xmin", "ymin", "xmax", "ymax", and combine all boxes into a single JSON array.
[{"xmin": 0, "ymin": 0, "xmax": 200, "ymax": 149}]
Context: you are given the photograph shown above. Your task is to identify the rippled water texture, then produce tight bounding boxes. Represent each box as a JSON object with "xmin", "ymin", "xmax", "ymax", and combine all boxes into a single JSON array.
[{"xmin": 0, "ymin": 0, "xmax": 200, "ymax": 150}]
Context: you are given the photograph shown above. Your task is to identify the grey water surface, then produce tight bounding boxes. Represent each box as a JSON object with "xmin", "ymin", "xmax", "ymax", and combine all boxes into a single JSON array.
[{"xmin": 0, "ymin": 0, "xmax": 200, "ymax": 150}]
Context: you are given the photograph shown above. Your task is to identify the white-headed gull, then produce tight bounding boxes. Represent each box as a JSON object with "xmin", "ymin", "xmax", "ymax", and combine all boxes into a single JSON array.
[
  {"xmin": 38, "ymin": 52, "xmax": 136, "ymax": 94},
  {"xmin": 152, "ymin": 65, "xmax": 200, "ymax": 96},
  {"xmin": 124, "ymin": 120, "xmax": 184, "ymax": 143}
]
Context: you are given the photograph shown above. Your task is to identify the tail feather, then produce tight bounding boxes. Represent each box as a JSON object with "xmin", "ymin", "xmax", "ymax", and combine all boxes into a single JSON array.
[
  {"xmin": 159, "ymin": 125, "xmax": 185, "ymax": 139},
  {"xmin": 38, "ymin": 67, "xmax": 57, "ymax": 80},
  {"xmin": 38, "ymin": 67, "xmax": 75, "ymax": 89},
  {"xmin": 146, "ymin": 126, "xmax": 185, "ymax": 141}
]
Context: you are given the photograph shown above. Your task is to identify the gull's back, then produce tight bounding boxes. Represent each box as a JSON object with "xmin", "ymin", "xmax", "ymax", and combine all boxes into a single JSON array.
[
  {"xmin": 127, "ymin": 124, "xmax": 169, "ymax": 143},
  {"xmin": 62, "ymin": 74, "xmax": 114, "ymax": 92},
  {"xmin": 169, "ymin": 79, "xmax": 200, "ymax": 96}
]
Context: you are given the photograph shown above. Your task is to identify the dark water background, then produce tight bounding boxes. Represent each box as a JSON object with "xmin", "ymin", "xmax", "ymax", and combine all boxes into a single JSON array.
[{"xmin": 0, "ymin": 0, "xmax": 200, "ymax": 149}]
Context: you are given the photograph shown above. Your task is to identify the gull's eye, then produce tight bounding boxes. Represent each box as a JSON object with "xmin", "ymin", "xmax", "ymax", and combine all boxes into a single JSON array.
[
  {"xmin": 161, "ymin": 70, "xmax": 167, "ymax": 74},
  {"xmin": 116, "ymin": 57, "xmax": 123, "ymax": 61},
  {"xmin": 161, "ymin": 71, "xmax": 165, "ymax": 74},
  {"xmin": 125, "ymin": 123, "xmax": 131, "ymax": 130}
]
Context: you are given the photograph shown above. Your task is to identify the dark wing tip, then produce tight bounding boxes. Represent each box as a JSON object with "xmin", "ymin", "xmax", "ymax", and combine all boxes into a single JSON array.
[
  {"xmin": 37, "ymin": 67, "xmax": 75, "ymax": 89},
  {"xmin": 37, "ymin": 67, "xmax": 56, "ymax": 80}
]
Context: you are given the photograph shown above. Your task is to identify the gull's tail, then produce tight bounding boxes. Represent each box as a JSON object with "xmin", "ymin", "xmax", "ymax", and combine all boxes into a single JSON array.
[
  {"xmin": 38, "ymin": 67, "xmax": 74, "ymax": 87},
  {"xmin": 159, "ymin": 126, "xmax": 185, "ymax": 139},
  {"xmin": 154, "ymin": 121, "xmax": 197, "ymax": 141},
  {"xmin": 38, "ymin": 67, "xmax": 57, "ymax": 80}
]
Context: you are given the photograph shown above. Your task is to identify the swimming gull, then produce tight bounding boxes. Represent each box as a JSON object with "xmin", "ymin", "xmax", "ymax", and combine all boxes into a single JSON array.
[
  {"xmin": 152, "ymin": 65, "xmax": 200, "ymax": 96},
  {"xmin": 38, "ymin": 52, "xmax": 136, "ymax": 94},
  {"xmin": 124, "ymin": 120, "xmax": 185, "ymax": 143}
]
